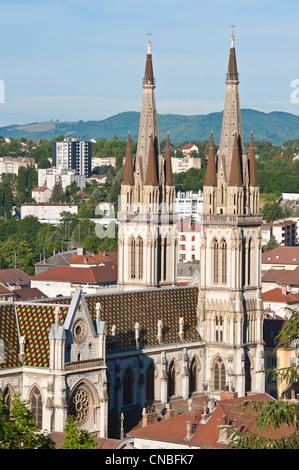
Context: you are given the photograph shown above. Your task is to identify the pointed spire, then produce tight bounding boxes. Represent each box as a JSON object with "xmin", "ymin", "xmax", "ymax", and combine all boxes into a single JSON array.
[
  {"xmin": 144, "ymin": 40, "xmax": 154, "ymax": 85},
  {"xmin": 227, "ymin": 32, "xmax": 238, "ymax": 81},
  {"xmin": 122, "ymin": 132, "xmax": 134, "ymax": 185},
  {"xmin": 248, "ymin": 131, "xmax": 258, "ymax": 185},
  {"xmin": 204, "ymin": 131, "xmax": 217, "ymax": 186},
  {"xmin": 145, "ymin": 135, "xmax": 158, "ymax": 185},
  {"xmin": 228, "ymin": 133, "xmax": 242, "ymax": 186},
  {"xmin": 164, "ymin": 133, "xmax": 174, "ymax": 185}
]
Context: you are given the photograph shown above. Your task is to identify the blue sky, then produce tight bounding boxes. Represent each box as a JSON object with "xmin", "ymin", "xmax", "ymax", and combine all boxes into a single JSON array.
[{"xmin": 0, "ymin": 0, "xmax": 298, "ymax": 126}]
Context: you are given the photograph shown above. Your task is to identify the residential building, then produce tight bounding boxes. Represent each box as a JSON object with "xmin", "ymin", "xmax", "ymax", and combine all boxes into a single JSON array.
[
  {"xmin": 0, "ymin": 268, "xmax": 30, "ymax": 290},
  {"xmin": 91, "ymin": 156, "xmax": 116, "ymax": 169},
  {"xmin": 171, "ymin": 156, "xmax": 201, "ymax": 173},
  {"xmin": 182, "ymin": 143, "xmax": 199, "ymax": 156},
  {"xmin": 175, "ymin": 190, "xmax": 203, "ymax": 222},
  {"xmin": 177, "ymin": 220, "xmax": 201, "ymax": 262},
  {"xmin": 261, "ymin": 246, "xmax": 299, "ymax": 272},
  {"xmin": 262, "ymin": 287, "xmax": 299, "ymax": 317},
  {"xmin": 261, "ymin": 266, "xmax": 299, "ymax": 294},
  {"xmin": 261, "ymin": 219, "xmax": 296, "ymax": 246},
  {"xmin": 127, "ymin": 392, "xmax": 295, "ymax": 448},
  {"xmin": 52, "ymin": 138, "xmax": 92, "ymax": 177},
  {"xmin": 0, "ymin": 157, "xmax": 36, "ymax": 176},
  {"xmin": 38, "ymin": 167, "xmax": 86, "ymax": 191},
  {"xmin": 30, "ymin": 263, "xmax": 118, "ymax": 297},
  {"xmin": 21, "ymin": 202, "xmax": 78, "ymax": 225},
  {"xmin": 31, "ymin": 187, "xmax": 52, "ymax": 203}
]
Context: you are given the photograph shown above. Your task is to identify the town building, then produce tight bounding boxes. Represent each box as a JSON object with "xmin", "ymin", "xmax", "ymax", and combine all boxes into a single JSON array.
[
  {"xmin": 127, "ymin": 392, "xmax": 295, "ymax": 448},
  {"xmin": 175, "ymin": 190, "xmax": 203, "ymax": 222},
  {"xmin": 171, "ymin": 156, "xmax": 201, "ymax": 173},
  {"xmin": 30, "ymin": 263, "xmax": 118, "ymax": 297},
  {"xmin": 261, "ymin": 219, "xmax": 296, "ymax": 247},
  {"xmin": 38, "ymin": 167, "xmax": 86, "ymax": 191},
  {"xmin": 177, "ymin": 220, "xmax": 201, "ymax": 262},
  {"xmin": 0, "ymin": 157, "xmax": 36, "ymax": 176},
  {"xmin": 52, "ymin": 138, "xmax": 92, "ymax": 178},
  {"xmin": 31, "ymin": 186, "xmax": 52, "ymax": 203},
  {"xmin": 21, "ymin": 202, "xmax": 78, "ymax": 225},
  {"xmin": 261, "ymin": 246, "xmax": 299, "ymax": 272},
  {"xmin": 181, "ymin": 143, "xmax": 199, "ymax": 156}
]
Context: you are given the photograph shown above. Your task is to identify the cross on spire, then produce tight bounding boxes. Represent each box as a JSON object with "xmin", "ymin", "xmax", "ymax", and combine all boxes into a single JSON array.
[{"xmin": 230, "ymin": 21, "xmax": 236, "ymax": 36}]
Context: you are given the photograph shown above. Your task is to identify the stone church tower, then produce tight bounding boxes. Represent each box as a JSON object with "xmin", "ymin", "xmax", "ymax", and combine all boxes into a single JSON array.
[
  {"xmin": 118, "ymin": 41, "xmax": 177, "ymax": 290},
  {"xmin": 197, "ymin": 32, "xmax": 265, "ymax": 398}
]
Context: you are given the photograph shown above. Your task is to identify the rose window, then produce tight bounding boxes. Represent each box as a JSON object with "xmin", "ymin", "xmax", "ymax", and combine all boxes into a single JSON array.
[{"xmin": 69, "ymin": 386, "xmax": 91, "ymax": 423}]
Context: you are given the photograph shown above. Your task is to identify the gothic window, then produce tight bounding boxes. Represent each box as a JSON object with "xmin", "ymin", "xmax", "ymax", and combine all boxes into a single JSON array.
[
  {"xmin": 29, "ymin": 386, "xmax": 43, "ymax": 430},
  {"xmin": 247, "ymin": 238, "xmax": 254, "ymax": 286},
  {"xmin": 245, "ymin": 355, "xmax": 252, "ymax": 393},
  {"xmin": 189, "ymin": 356, "xmax": 200, "ymax": 395},
  {"xmin": 138, "ymin": 237, "xmax": 143, "ymax": 280},
  {"xmin": 213, "ymin": 356, "xmax": 226, "ymax": 391},
  {"xmin": 130, "ymin": 237, "xmax": 136, "ymax": 279},
  {"xmin": 167, "ymin": 360, "xmax": 178, "ymax": 398},
  {"xmin": 215, "ymin": 316, "xmax": 223, "ymax": 342},
  {"xmin": 69, "ymin": 383, "xmax": 92, "ymax": 424},
  {"xmin": 123, "ymin": 367, "xmax": 134, "ymax": 405},
  {"xmin": 2, "ymin": 386, "xmax": 12, "ymax": 416},
  {"xmin": 220, "ymin": 238, "xmax": 227, "ymax": 284},
  {"xmin": 212, "ymin": 238, "xmax": 219, "ymax": 284},
  {"xmin": 146, "ymin": 362, "xmax": 155, "ymax": 401}
]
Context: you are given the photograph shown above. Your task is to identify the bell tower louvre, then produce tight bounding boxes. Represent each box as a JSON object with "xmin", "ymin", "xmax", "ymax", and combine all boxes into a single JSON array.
[
  {"xmin": 118, "ymin": 40, "xmax": 177, "ymax": 291},
  {"xmin": 198, "ymin": 32, "xmax": 265, "ymax": 398}
]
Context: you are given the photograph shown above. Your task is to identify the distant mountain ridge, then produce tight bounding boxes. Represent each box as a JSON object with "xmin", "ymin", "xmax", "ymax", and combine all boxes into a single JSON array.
[{"xmin": 1, "ymin": 109, "xmax": 299, "ymax": 145}]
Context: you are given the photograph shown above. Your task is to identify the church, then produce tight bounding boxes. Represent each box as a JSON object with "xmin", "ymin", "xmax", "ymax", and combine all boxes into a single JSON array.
[{"xmin": 0, "ymin": 33, "xmax": 265, "ymax": 438}]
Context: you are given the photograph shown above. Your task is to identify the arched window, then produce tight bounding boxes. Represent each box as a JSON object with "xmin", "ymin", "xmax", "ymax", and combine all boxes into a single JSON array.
[
  {"xmin": 2, "ymin": 386, "xmax": 12, "ymax": 416},
  {"xmin": 29, "ymin": 386, "xmax": 43, "ymax": 430},
  {"xmin": 215, "ymin": 316, "xmax": 223, "ymax": 342},
  {"xmin": 146, "ymin": 362, "xmax": 155, "ymax": 402},
  {"xmin": 245, "ymin": 355, "xmax": 252, "ymax": 393},
  {"xmin": 168, "ymin": 360, "xmax": 178, "ymax": 398},
  {"xmin": 123, "ymin": 367, "xmax": 134, "ymax": 405},
  {"xmin": 213, "ymin": 357, "xmax": 226, "ymax": 391},
  {"xmin": 247, "ymin": 238, "xmax": 254, "ymax": 286},
  {"xmin": 220, "ymin": 238, "xmax": 227, "ymax": 284},
  {"xmin": 189, "ymin": 356, "xmax": 200, "ymax": 395},
  {"xmin": 138, "ymin": 237, "xmax": 143, "ymax": 280},
  {"xmin": 212, "ymin": 238, "xmax": 219, "ymax": 284},
  {"xmin": 130, "ymin": 237, "xmax": 136, "ymax": 279}
]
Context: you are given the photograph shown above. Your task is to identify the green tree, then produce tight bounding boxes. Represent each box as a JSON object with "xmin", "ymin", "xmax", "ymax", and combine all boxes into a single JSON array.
[
  {"xmin": 261, "ymin": 201, "xmax": 285, "ymax": 223},
  {"xmin": 61, "ymin": 416, "xmax": 97, "ymax": 449},
  {"xmin": 0, "ymin": 239, "xmax": 36, "ymax": 274},
  {"xmin": 0, "ymin": 393, "xmax": 56, "ymax": 449},
  {"xmin": 49, "ymin": 182, "xmax": 65, "ymax": 202},
  {"xmin": 262, "ymin": 235, "xmax": 280, "ymax": 252}
]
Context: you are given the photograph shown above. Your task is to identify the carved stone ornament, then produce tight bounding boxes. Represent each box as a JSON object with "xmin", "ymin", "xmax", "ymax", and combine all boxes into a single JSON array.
[{"xmin": 72, "ymin": 318, "xmax": 87, "ymax": 344}]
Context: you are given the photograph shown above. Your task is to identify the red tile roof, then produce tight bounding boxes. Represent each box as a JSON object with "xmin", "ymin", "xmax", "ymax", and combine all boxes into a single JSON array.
[
  {"xmin": 263, "ymin": 287, "xmax": 299, "ymax": 304},
  {"xmin": 262, "ymin": 266, "xmax": 299, "ymax": 285},
  {"xmin": 128, "ymin": 394, "xmax": 294, "ymax": 447},
  {"xmin": 69, "ymin": 251, "xmax": 118, "ymax": 266},
  {"xmin": 262, "ymin": 246, "xmax": 299, "ymax": 265},
  {"xmin": 30, "ymin": 264, "xmax": 118, "ymax": 284}
]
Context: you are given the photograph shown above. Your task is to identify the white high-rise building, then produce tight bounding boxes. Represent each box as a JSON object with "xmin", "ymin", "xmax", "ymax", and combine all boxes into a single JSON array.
[{"xmin": 52, "ymin": 138, "xmax": 92, "ymax": 177}]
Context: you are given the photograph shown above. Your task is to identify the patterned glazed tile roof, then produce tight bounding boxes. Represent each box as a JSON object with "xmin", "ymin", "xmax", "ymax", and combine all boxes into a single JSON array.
[
  {"xmin": 85, "ymin": 286, "xmax": 199, "ymax": 352},
  {"xmin": 0, "ymin": 286, "xmax": 199, "ymax": 368}
]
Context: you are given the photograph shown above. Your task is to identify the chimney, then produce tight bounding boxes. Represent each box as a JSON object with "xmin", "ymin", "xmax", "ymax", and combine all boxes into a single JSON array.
[
  {"xmin": 166, "ymin": 402, "xmax": 175, "ymax": 419},
  {"xmin": 186, "ymin": 421, "xmax": 193, "ymax": 439},
  {"xmin": 220, "ymin": 391, "xmax": 238, "ymax": 401},
  {"xmin": 142, "ymin": 406, "xmax": 158, "ymax": 427},
  {"xmin": 217, "ymin": 415, "xmax": 232, "ymax": 443}
]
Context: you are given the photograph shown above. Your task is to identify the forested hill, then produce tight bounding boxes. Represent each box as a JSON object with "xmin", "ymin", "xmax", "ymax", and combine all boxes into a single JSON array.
[{"xmin": 1, "ymin": 109, "xmax": 299, "ymax": 145}]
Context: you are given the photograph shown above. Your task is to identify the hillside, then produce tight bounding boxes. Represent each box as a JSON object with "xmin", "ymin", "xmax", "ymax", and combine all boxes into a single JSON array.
[{"xmin": 1, "ymin": 109, "xmax": 299, "ymax": 145}]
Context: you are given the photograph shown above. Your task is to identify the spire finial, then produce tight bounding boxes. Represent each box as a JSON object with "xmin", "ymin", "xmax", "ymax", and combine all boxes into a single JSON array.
[
  {"xmin": 230, "ymin": 21, "xmax": 236, "ymax": 48},
  {"xmin": 146, "ymin": 31, "xmax": 152, "ymax": 54}
]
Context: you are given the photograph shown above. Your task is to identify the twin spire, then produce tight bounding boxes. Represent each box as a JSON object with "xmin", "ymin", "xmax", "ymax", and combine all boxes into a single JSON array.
[{"xmin": 204, "ymin": 130, "xmax": 257, "ymax": 187}]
